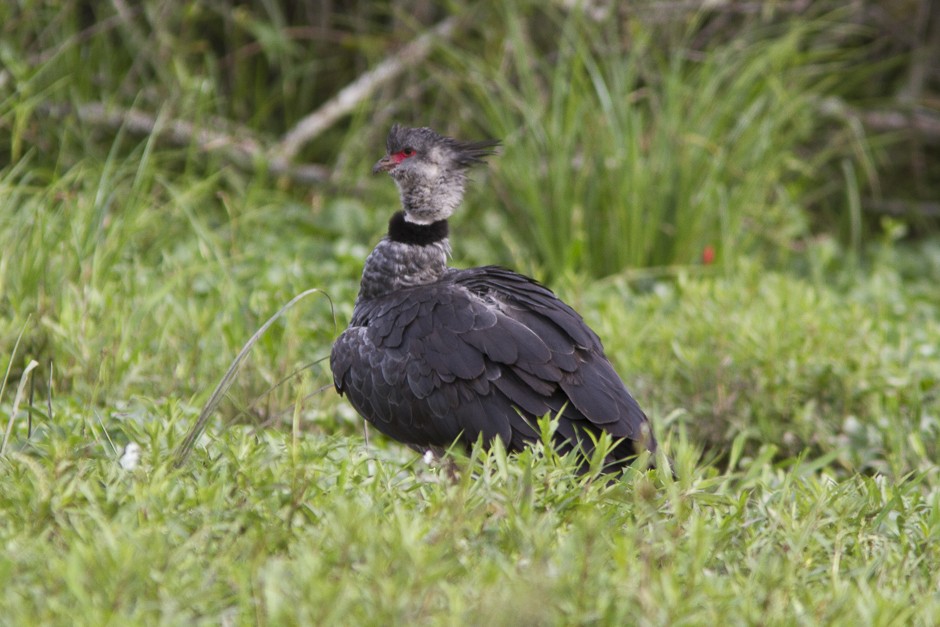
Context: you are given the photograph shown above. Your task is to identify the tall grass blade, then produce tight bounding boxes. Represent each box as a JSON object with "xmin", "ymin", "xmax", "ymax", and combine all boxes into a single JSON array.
[
  {"xmin": 174, "ymin": 288, "xmax": 330, "ymax": 467},
  {"xmin": 1, "ymin": 360, "xmax": 39, "ymax": 456}
]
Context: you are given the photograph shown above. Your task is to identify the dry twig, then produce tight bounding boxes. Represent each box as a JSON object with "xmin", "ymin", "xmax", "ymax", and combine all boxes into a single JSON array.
[
  {"xmin": 34, "ymin": 16, "xmax": 462, "ymax": 184},
  {"xmin": 855, "ymin": 108, "xmax": 940, "ymax": 140},
  {"xmin": 271, "ymin": 15, "xmax": 459, "ymax": 164},
  {"xmin": 864, "ymin": 199, "xmax": 940, "ymax": 218},
  {"xmin": 40, "ymin": 102, "xmax": 331, "ymax": 184},
  {"xmin": 820, "ymin": 98, "xmax": 940, "ymax": 141}
]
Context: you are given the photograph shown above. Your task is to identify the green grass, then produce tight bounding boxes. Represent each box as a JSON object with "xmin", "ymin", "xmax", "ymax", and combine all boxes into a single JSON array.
[
  {"xmin": 594, "ymin": 249, "xmax": 940, "ymax": 475},
  {"xmin": 2, "ymin": 241, "xmax": 939, "ymax": 623},
  {"xmin": 2, "ymin": 1, "xmax": 939, "ymax": 624},
  {"xmin": 1, "ymin": 404, "xmax": 939, "ymax": 624},
  {"xmin": 419, "ymin": 3, "xmax": 892, "ymax": 280}
]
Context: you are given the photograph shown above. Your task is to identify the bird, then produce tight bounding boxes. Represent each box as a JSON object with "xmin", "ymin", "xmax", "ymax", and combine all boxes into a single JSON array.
[{"xmin": 330, "ymin": 124, "xmax": 656, "ymax": 473}]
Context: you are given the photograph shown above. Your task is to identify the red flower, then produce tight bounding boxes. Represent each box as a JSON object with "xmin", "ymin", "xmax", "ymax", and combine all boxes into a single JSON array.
[{"xmin": 702, "ymin": 245, "xmax": 715, "ymax": 265}]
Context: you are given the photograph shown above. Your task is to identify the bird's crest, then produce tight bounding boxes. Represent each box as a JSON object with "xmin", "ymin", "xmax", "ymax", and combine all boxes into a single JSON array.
[{"xmin": 386, "ymin": 124, "xmax": 499, "ymax": 167}]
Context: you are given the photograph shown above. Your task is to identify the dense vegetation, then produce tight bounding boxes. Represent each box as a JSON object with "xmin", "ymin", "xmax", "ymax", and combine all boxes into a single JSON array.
[{"xmin": 2, "ymin": 1, "xmax": 938, "ymax": 623}]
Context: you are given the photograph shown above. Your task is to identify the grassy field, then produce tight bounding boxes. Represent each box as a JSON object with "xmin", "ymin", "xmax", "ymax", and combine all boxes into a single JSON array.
[{"xmin": 2, "ymin": 1, "xmax": 940, "ymax": 624}]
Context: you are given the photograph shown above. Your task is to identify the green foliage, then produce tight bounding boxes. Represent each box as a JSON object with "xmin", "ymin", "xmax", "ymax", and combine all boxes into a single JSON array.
[
  {"xmin": 581, "ymin": 250, "xmax": 940, "ymax": 475},
  {"xmin": 0, "ymin": 145, "xmax": 346, "ymax": 412},
  {"xmin": 0, "ymin": 1, "xmax": 923, "ymax": 279},
  {"xmin": 1, "ymin": 2, "xmax": 939, "ymax": 623},
  {"xmin": 438, "ymin": 6, "xmax": 843, "ymax": 277},
  {"xmin": 0, "ymin": 1, "xmax": 385, "ymax": 158},
  {"xmin": 1, "ymin": 405, "xmax": 939, "ymax": 624}
]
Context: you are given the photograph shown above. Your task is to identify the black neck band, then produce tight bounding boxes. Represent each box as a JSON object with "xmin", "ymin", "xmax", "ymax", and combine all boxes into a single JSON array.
[{"xmin": 387, "ymin": 211, "xmax": 449, "ymax": 245}]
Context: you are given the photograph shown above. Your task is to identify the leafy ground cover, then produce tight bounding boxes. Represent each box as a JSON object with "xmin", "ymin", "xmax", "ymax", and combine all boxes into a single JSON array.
[
  {"xmin": 2, "ymin": 238, "xmax": 938, "ymax": 623},
  {"xmin": 1, "ymin": 397, "xmax": 938, "ymax": 624},
  {"xmin": 2, "ymin": 1, "xmax": 939, "ymax": 624}
]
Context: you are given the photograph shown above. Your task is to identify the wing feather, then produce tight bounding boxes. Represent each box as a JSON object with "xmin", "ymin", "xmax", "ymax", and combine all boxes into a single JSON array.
[{"xmin": 330, "ymin": 265, "xmax": 656, "ymax": 461}]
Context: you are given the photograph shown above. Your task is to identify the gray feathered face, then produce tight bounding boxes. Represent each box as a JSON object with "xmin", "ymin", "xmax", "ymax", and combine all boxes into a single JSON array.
[{"xmin": 373, "ymin": 125, "xmax": 499, "ymax": 224}]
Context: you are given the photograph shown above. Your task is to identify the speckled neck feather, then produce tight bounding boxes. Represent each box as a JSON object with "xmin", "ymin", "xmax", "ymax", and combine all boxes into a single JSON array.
[
  {"xmin": 394, "ymin": 165, "xmax": 468, "ymax": 224},
  {"xmin": 355, "ymin": 235, "xmax": 451, "ymax": 302}
]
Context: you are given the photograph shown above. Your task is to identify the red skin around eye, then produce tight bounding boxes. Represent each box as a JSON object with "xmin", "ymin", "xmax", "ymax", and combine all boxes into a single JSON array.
[{"xmin": 391, "ymin": 150, "xmax": 415, "ymax": 164}]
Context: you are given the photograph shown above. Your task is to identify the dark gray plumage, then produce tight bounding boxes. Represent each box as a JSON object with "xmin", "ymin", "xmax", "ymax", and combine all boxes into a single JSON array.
[{"xmin": 331, "ymin": 125, "xmax": 656, "ymax": 472}]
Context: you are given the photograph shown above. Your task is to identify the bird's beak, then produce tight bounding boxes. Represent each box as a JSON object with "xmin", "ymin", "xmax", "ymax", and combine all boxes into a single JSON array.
[{"xmin": 372, "ymin": 155, "xmax": 395, "ymax": 174}]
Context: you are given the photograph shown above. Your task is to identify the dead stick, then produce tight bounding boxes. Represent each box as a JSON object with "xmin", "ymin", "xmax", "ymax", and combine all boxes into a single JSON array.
[
  {"xmin": 820, "ymin": 97, "xmax": 940, "ymax": 140},
  {"xmin": 41, "ymin": 102, "xmax": 331, "ymax": 184},
  {"xmin": 271, "ymin": 15, "xmax": 459, "ymax": 164},
  {"xmin": 857, "ymin": 109, "xmax": 940, "ymax": 139},
  {"xmin": 864, "ymin": 199, "xmax": 940, "ymax": 217}
]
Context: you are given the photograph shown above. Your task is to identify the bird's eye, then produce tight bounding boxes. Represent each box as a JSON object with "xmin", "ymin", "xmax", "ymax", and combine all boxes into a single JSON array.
[{"xmin": 390, "ymin": 148, "xmax": 416, "ymax": 164}]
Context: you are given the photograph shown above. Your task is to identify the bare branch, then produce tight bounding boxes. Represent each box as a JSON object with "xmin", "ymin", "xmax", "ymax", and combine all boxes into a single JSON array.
[
  {"xmin": 39, "ymin": 102, "xmax": 330, "ymax": 184},
  {"xmin": 820, "ymin": 97, "xmax": 940, "ymax": 141},
  {"xmin": 271, "ymin": 15, "xmax": 459, "ymax": 165},
  {"xmin": 29, "ymin": 16, "xmax": 465, "ymax": 183},
  {"xmin": 855, "ymin": 108, "xmax": 940, "ymax": 140},
  {"xmin": 864, "ymin": 199, "xmax": 940, "ymax": 218},
  {"xmin": 616, "ymin": 0, "xmax": 811, "ymax": 19}
]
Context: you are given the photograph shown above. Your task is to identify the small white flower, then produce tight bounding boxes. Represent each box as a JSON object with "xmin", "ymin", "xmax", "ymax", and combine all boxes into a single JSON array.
[
  {"xmin": 119, "ymin": 442, "xmax": 141, "ymax": 470},
  {"xmin": 423, "ymin": 450, "xmax": 435, "ymax": 465}
]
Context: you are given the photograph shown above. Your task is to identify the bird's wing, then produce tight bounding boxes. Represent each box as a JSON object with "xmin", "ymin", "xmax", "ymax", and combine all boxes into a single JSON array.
[
  {"xmin": 333, "ymin": 287, "xmax": 519, "ymax": 448},
  {"xmin": 452, "ymin": 266, "xmax": 652, "ymax": 447},
  {"xmin": 332, "ymin": 269, "xmax": 654, "ymax": 454}
]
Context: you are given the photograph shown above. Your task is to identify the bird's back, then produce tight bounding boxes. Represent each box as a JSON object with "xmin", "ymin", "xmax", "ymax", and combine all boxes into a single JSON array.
[{"xmin": 330, "ymin": 265, "xmax": 655, "ymax": 469}]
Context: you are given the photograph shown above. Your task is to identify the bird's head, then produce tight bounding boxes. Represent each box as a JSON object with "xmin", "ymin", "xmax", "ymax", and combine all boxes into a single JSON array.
[{"xmin": 373, "ymin": 125, "xmax": 499, "ymax": 224}]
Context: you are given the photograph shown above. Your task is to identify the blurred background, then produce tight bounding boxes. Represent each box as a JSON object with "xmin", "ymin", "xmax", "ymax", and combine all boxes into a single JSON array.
[{"xmin": 1, "ymin": 0, "xmax": 938, "ymax": 472}]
